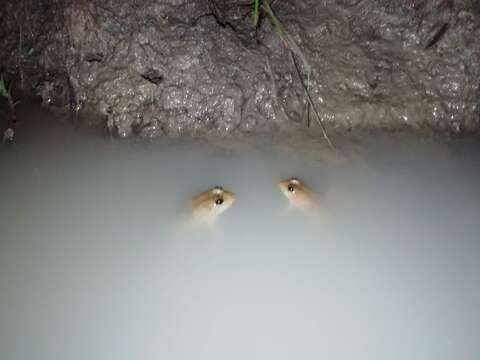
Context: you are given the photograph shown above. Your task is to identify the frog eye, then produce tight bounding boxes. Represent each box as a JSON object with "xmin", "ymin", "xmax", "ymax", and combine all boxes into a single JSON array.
[
  {"xmin": 287, "ymin": 185, "xmax": 295, "ymax": 192},
  {"xmin": 215, "ymin": 197, "xmax": 224, "ymax": 205}
]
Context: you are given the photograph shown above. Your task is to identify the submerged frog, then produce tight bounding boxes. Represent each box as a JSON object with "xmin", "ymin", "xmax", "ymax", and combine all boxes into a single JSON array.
[
  {"xmin": 190, "ymin": 186, "xmax": 236, "ymax": 226},
  {"xmin": 278, "ymin": 177, "xmax": 319, "ymax": 211}
]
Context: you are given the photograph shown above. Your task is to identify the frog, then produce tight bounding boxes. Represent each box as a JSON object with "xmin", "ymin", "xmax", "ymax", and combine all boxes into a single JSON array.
[
  {"xmin": 190, "ymin": 186, "xmax": 236, "ymax": 227},
  {"xmin": 278, "ymin": 177, "xmax": 319, "ymax": 211}
]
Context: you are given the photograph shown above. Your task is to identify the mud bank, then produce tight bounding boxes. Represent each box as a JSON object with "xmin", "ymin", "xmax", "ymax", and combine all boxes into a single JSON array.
[{"xmin": 1, "ymin": 0, "xmax": 479, "ymax": 138}]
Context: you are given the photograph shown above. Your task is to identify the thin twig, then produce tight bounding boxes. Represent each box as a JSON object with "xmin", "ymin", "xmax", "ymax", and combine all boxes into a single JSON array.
[
  {"xmin": 265, "ymin": 57, "xmax": 278, "ymax": 106},
  {"xmin": 306, "ymin": 100, "xmax": 310, "ymax": 128},
  {"xmin": 306, "ymin": 70, "xmax": 310, "ymax": 128},
  {"xmin": 19, "ymin": 22, "xmax": 24, "ymax": 90},
  {"xmin": 289, "ymin": 51, "xmax": 336, "ymax": 151},
  {"xmin": 253, "ymin": 0, "xmax": 336, "ymax": 150}
]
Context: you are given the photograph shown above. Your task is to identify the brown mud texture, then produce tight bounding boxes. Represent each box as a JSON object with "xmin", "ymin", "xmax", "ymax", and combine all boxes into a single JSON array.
[{"xmin": 1, "ymin": 0, "xmax": 479, "ymax": 138}]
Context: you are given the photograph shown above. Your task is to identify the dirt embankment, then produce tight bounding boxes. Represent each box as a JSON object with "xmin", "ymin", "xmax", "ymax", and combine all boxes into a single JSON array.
[{"xmin": 1, "ymin": 0, "xmax": 479, "ymax": 137}]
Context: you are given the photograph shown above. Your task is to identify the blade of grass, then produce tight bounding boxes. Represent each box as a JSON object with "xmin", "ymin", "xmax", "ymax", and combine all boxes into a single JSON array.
[
  {"xmin": 261, "ymin": 1, "xmax": 287, "ymax": 42},
  {"xmin": 253, "ymin": 0, "xmax": 261, "ymax": 27},
  {"xmin": 261, "ymin": 1, "xmax": 311, "ymax": 75}
]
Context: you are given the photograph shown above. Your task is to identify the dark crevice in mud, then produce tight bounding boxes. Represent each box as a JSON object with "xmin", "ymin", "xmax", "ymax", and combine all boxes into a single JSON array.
[
  {"xmin": 198, "ymin": 0, "xmax": 240, "ymax": 32},
  {"xmin": 140, "ymin": 69, "xmax": 164, "ymax": 86},
  {"xmin": 84, "ymin": 52, "xmax": 105, "ymax": 63},
  {"xmin": 424, "ymin": 22, "xmax": 450, "ymax": 49},
  {"xmin": 0, "ymin": 0, "xmax": 479, "ymax": 141}
]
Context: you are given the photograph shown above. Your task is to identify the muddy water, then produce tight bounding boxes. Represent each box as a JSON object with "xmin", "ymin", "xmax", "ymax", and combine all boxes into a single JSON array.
[{"xmin": 1, "ymin": 110, "xmax": 479, "ymax": 360}]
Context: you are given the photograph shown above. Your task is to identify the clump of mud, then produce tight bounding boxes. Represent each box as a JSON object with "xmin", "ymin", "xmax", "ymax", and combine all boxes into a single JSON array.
[{"xmin": 0, "ymin": 0, "xmax": 479, "ymax": 138}]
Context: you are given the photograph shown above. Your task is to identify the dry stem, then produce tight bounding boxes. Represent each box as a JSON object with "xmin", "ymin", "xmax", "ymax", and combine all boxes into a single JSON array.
[{"xmin": 289, "ymin": 51, "xmax": 336, "ymax": 151}]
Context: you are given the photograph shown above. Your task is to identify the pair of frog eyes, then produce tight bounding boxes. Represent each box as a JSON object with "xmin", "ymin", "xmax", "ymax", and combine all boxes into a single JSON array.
[{"xmin": 212, "ymin": 183, "xmax": 296, "ymax": 206}]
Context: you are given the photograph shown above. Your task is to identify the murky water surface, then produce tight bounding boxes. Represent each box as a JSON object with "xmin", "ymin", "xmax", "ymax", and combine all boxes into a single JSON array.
[{"xmin": 1, "ymin": 111, "xmax": 479, "ymax": 360}]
